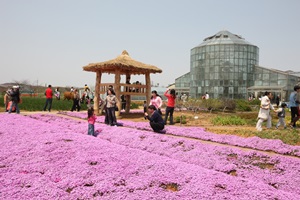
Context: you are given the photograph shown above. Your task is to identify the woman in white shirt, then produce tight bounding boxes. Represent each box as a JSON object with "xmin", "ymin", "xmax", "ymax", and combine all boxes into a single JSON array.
[{"xmin": 256, "ymin": 91, "xmax": 274, "ymax": 131}]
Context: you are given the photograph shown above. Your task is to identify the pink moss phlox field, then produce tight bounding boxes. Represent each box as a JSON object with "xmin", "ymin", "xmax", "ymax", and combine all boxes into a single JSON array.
[
  {"xmin": 1, "ymin": 113, "xmax": 300, "ymax": 199},
  {"xmin": 59, "ymin": 111, "xmax": 300, "ymax": 157}
]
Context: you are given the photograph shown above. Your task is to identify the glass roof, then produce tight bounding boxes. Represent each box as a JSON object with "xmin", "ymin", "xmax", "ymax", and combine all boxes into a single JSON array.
[{"xmin": 195, "ymin": 30, "xmax": 255, "ymax": 47}]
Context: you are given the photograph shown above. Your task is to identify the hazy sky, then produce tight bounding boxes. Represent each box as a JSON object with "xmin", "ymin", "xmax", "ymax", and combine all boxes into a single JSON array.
[{"xmin": 1, "ymin": 0, "xmax": 299, "ymax": 88}]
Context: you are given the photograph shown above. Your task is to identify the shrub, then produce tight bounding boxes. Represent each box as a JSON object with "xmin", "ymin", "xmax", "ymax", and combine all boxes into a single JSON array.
[
  {"xmin": 220, "ymin": 98, "xmax": 236, "ymax": 111},
  {"xmin": 236, "ymin": 99, "xmax": 252, "ymax": 111},
  {"xmin": 175, "ymin": 115, "xmax": 187, "ymax": 124},
  {"xmin": 211, "ymin": 116, "xmax": 246, "ymax": 126},
  {"xmin": 203, "ymin": 99, "xmax": 223, "ymax": 112},
  {"xmin": 130, "ymin": 102, "xmax": 140, "ymax": 109},
  {"xmin": 248, "ymin": 99, "xmax": 260, "ymax": 106}
]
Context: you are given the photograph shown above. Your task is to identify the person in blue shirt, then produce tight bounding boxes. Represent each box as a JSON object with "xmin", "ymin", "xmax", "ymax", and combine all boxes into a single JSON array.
[
  {"xmin": 144, "ymin": 105, "xmax": 165, "ymax": 133},
  {"xmin": 289, "ymin": 85, "xmax": 300, "ymax": 128}
]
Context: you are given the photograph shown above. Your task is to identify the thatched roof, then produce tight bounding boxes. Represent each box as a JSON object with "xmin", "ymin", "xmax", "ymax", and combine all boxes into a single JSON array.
[{"xmin": 83, "ymin": 50, "xmax": 162, "ymax": 75}]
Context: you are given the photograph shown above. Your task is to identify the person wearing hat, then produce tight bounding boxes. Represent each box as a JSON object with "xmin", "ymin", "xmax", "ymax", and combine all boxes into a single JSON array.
[
  {"xmin": 4, "ymin": 89, "xmax": 12, "ymax": 112},
  {"xmin": 8, "ymin": 86, "xmax": 20, "ymax": 114},
  {"xmin": 43, "ymin": 85, "xmax": 53, "ymax": 112},
  {"xmin": 289, "ymin": 85, "xmax": 300, "ymax": 128}
]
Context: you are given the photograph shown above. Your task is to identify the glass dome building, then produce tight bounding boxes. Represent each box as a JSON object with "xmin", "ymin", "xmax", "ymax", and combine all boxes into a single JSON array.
[{"xmin": 190, "ymin": 30, "xmax": 259, "ymax": 99}]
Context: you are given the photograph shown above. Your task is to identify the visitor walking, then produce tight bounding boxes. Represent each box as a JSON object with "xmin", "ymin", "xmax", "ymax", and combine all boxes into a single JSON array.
[
  {"xmin": 144, "ymin": 105, "xmax": 165, "ymax": 133},
  {"xmin": 105, "ymin": 88, "xmax": 118, "ymax": 126},
  {"xmin": 104, "ymin": 85, "xmax": 116, "ymax": 125},
  {"xmin": 164, "ymin": 89, "xmax": 176, "ymax": 125},
  {"xmin": 55, "ymin": 87, "xmax": 60, "ymax": 100},
  {"xmin": 71, "ymin": 89, "xmax": 81, "ymax": 112},
  {"xmin": 150, "ymin": 90, "xmax": 163, "ymax": 115},
  {"xmin": 256, "ymin": 91, "xmax": 274, "ymax": 131},
  {"xmin": 43, "ymin": 85, "xmax": 53, "ymax": 112},
  {"xmin": 8, "ymin": 86, "xmax": 20, "ymax": 114},
  {"xmin": 274, "ymin": 103, "xmax": 287, "ymax": 129},
  {"xmin": 4, "ymin": 89, "xmax": 11, "ymax": 112},
  {"xmin": 87, "ymin": 107, "xmax": 97, "ymax": 137},
  {"xmin": 289, "ymin": 85, "xmax": 300, "ymax": 128}
]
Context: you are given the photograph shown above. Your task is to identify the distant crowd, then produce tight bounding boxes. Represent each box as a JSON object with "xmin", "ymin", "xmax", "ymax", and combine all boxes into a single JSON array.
[
  {"xmin": 3, "ymin": 83, "xmax": 300, "ymax": 134},
  {"xmin": 42, "ymin": 84, "xmax": 93, "ymax": 112}
]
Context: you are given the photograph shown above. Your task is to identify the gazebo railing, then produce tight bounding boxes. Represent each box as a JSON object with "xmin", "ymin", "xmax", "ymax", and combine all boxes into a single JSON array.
[{"xmin": 98, "ymin": 83, "xmax": 148, "ymax": 95}]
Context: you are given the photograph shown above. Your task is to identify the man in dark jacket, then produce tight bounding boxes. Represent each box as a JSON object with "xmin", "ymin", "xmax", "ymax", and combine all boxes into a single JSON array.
[{"xmin": 144, "ymin": 105, "xmax": 165, "ymax": 133}]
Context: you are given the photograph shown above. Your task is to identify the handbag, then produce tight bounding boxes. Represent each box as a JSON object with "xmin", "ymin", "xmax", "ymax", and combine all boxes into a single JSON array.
[{"xmin": 115, "ymin": 105, "xmax": 119, "ymax": 111}]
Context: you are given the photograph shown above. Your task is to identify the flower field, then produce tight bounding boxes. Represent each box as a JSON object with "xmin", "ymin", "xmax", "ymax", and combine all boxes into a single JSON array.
[{"xmin": 1, "ymin": 112, "xmax": 300, "ymax": 199}]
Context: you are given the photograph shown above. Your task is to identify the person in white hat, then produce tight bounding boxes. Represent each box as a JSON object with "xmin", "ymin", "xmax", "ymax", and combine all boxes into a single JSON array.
[
  {"xmin": 4, "ymin": 89, "xmax": 11, "ymax": 112},
  {"xmin": 8, "ymin": 86, "xmax": 20, "ymax": 114}
]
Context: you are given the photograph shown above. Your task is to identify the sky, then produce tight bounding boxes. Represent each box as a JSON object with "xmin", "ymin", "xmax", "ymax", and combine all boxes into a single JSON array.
[{"xmin": 1, "ymin": 0, "xmax": 299, "ymax": 88}]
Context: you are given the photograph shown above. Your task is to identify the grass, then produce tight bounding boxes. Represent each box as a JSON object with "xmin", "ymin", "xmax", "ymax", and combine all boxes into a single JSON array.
[
  {"xmin": 175, "ymin": 110, "xmax": 300, "ymax": 146},
  {"xmin": 0, "ymin": 96, "xmax": 88, "ymax": 111},
  {"xmin": 256, "ymin": 129, "xmax": 300, "ymax": 145},
  {"xmin": 212, "ymin": 116, "xmax": 246, "ymax": 125}
]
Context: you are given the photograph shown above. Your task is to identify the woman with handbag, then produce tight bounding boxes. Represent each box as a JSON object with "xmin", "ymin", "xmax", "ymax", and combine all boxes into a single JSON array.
[
  {"xmin": 256, "ymin": 91, "xmax": 274, "ymax": 131},
  {"xmin": 105, "ymin": 88, "xmax": 119, "ymax": 126}
]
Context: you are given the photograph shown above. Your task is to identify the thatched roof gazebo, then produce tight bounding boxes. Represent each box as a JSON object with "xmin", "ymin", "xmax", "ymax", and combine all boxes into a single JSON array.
[{"xmin": 83, "ymin": 50, "xmax": 162, "ymax": 115}]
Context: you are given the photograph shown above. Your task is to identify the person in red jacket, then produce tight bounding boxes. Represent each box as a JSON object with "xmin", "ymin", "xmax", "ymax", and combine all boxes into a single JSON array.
[
  {"xmin": 164, "ymin": 89, "xmax": 176, "ymax": 125},
  {"xmin": 43, "ymin": 85, "xmax": 53, "ymax": 112}
]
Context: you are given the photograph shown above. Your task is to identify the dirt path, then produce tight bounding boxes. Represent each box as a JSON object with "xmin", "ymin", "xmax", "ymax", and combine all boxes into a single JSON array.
[
  {"xmin": 36, "ymin": 111, "xmax": 299, "ymax": 160},
  {"xmin": 19, "ymin": 110, "xmax": 300, "ymax": 160}
]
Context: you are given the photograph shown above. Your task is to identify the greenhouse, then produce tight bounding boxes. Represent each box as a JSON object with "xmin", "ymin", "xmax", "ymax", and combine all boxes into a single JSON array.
[{"xmin": 175, "ymin": 30, "xmax": 300, "ymax": 99}]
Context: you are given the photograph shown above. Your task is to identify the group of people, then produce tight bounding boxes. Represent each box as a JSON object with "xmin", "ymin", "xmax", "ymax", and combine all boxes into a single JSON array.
[
  {"xmin": 256, "ymin": 85, "xmax": 300, "ymax": 131},
  {"xmin": 42, "ymin": 84, "xmax": 92, "ymax": 112},
  {"xmin": 143, "ymin": 89, "xmax": 176, "ymax": 133},
  {"xmin": 125, "ymin": 78, "xmax": 143, "ymax": 93},
  {"xmin": 86, "ymin": 87, "xmax": 177, "ymax": 136},
  {"xmin": 87, "ymin": 85, "xmax": 119, "ymax": 137},
  {"xmin": 4, "ymin": 86, "xmax": 21, "ymax": 114},
  {"xmin": 7, "ymin": 82, "xmax": 300, "ymax": 137}
]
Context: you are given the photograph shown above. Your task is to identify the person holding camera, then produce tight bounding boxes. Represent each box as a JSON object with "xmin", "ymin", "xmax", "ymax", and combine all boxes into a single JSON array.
[{"xmin": 144, "ymin": 105, "xmax": 165, "ymax": 133}]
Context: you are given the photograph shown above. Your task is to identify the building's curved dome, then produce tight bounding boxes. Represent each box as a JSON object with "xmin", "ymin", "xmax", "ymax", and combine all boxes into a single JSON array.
[{"xmin": 196, "ymin": 30, "xmax": 254, "ymax": 47}]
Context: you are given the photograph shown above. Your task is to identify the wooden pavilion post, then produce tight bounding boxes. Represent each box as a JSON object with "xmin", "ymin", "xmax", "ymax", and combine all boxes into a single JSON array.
[
  {"xmin": 145, "ymin": 72, "xmax": 151, "ymax": 107},
  {"xmin": 115, "ymin": 70, "xmax": 121, "ymax": 117},
  {"xmin": 125, "ymin": 74, "xmax": 131, "ymax": 113},
  {"xmin": 94, "ymin": 71, "xmax": 102, "ymax": 115}
]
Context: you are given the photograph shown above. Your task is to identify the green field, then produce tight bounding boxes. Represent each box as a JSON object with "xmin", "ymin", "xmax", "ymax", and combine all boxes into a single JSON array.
[{"xmin": 0, "ymin": 96, "xmax": 88, "ymax": 111}]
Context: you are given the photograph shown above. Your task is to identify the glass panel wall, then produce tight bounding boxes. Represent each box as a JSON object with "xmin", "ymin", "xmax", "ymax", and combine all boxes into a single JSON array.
[{"xmin": 190, "ymin": 43, "xmax": 259, "ymax": 99}]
